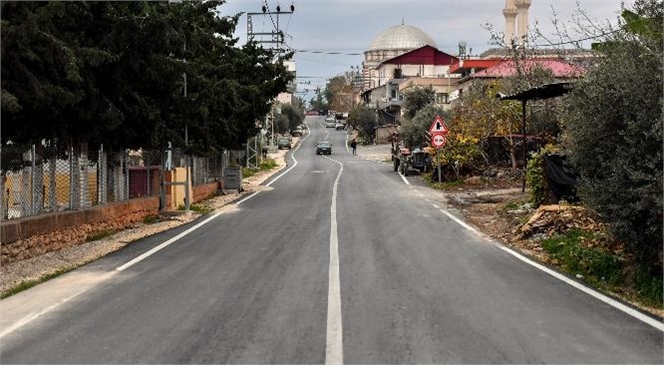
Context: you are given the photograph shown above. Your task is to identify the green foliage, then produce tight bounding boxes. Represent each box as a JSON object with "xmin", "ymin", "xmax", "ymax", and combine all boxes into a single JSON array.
[
  {"xmin": 1, "ymin": 266, "xmax": 76, "ymax": 299},
  {"xmin": 142, "ymin": 214, "xmax": 160, "ymax": 225},
  {"xmin": 85, "ymin": 229, "xmax": 117, "ymax": 242},
  {"xmin": 348, "ymin": 104, "xmax": 377, "ymax": 141},
  {"xmin": 242, "ymin": 167, "xmax": 258, "ymax": 179},
  {"xmin": 634, "ymin": 266, "xmax": 664, "ymax": 307},
  {"xmin": 1, "ymin": 1, "xmax": 294, "ymax": 153},
  {"xmin": 260, "ymin": 158, "xmax": 278, "ymax": 170},
  {"xmin": 561, "ymin": 2, "xmax": 663, "ymax": 264},
  {"xmin": 402, "ymin": 86, "xmax": 435, "ymax": 120},
  {"xmin": 309, "ymin": 93, "xmax": 328, "ymax": 112},
  {"xmin": 526, "ymin": 149, "xmax": 548, "ymax": 207},
  {"xmin": 274, "ymin": 114, "xmax": 291, "ymax": 134},
  {"xmin": 279, "ymin": 103, "xmax": 304, "ymax": 132},
  {"xmin": 400, "ymin": 102, "xmax": 447, "ymax": 149},
  {"xmin": 177, "ymin": 204, "xmax": 212, "ymax": 214},
  {"xmin": 541, "ymin": 229, "xmax": 625, "ymax": 286}
]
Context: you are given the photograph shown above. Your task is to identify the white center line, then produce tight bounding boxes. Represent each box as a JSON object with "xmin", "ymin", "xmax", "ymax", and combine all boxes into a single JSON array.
[{"xmin": 325, "ymin": 155, "xmax": 344, "ymax": 365}]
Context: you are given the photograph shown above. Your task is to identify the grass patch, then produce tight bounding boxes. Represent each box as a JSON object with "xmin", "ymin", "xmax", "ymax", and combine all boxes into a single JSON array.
[
  {"xmin": 541, "ymin": 229, "xmax": 625, "ymax": 287},
  {"xmin": 422, "ymin": 172, "xmax": 464, "ymax": 190},
  {"xmin": 85, "ymin": 228, "xmax": 117, "ymax": 242},
  {"xmin": 634, "ymin": 266, "xmax": 664, "ymax": 307},
  {"xmin": 177, "ymin": 204, "xmax": 213, "ymax": 215},
  {"xmin": 1, "ymin": 266, "xmax": 76, "ymax": 299},
  {"xmin": 260, "ymin": 158, "xmax": 278, "ymax": 170},
  {"xmin": 142, "ymin": 214, "xmax": 160, "ymax": 225},
  {"xmin": 242, "ymin": 167, "xmax": 259, "ymax": 179},
  {"xmin": 242, "ymin": 159, "xmax": 277, "ymax": 179}
]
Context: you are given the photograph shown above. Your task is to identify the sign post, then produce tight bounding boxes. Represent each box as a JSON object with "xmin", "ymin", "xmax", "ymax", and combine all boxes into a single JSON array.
[{"xmin": 429, "ymin": 115, "xmax": 449, "ymax": 183}]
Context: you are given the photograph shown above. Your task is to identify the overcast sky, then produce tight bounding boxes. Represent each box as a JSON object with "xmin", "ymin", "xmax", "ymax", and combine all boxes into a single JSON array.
[{"xmin": 218, "ymin": 0, "xmax": 634, "ymax": 101}]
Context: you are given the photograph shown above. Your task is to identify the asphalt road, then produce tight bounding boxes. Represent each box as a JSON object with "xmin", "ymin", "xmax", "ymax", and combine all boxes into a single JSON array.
[{"xmin": 1, "ymin": 116, "xmax": 662, "ymax": 364}]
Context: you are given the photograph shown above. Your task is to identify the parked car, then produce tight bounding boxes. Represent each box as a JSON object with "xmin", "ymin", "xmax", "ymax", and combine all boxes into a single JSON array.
[
  {"xmin": 335, "ymin": 122, "xmax": 344, "ymax": 130},
  {"xmin": 325, "ymin": 118, "xmax": 336, "ymax": 128},
  {"xmin": 278, "ymin": 137, "xmax": 292, "ymax": 149},
  {"xmin": 291, "ymin": 127, "xmax": 303, "ymax": 136},
  {"xmin": 316, "ymin": 141, "xmax": 332, "ymax": 155}
]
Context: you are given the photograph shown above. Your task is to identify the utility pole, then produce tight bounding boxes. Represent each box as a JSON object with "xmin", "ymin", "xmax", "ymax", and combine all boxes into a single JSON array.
[{"xmin": 247, "ymin": 2, "xmax": 295, "ymax": 149}]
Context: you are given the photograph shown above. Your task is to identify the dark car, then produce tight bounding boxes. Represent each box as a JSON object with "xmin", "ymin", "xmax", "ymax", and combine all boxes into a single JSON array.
[
  {"xmin": 316, "ymin": 141, "xmax": 332, "ymax": 155},
  {"xmin": 291, "ymin": 127, "xmax": 303, "ymax": 137}
]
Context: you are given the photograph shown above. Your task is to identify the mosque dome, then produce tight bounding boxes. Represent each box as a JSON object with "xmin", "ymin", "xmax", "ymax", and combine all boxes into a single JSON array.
[{"xmin": 368, "ymin": 24, "xmax": 437, "ymax": 51}]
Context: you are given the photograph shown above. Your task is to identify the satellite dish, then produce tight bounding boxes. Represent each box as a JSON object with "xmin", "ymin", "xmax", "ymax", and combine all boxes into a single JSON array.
[{"xmin": 459, "ymin": 41, "xmax": 467, "ymax": 48}]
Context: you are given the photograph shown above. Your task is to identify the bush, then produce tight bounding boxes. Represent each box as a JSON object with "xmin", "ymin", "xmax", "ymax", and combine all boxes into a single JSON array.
[
  {"xmin": 561, "ymin": 7, "xmax": 663, "ymax": 264},
  {"xmin": 526, "ymin": 149, "xmax": 547, "ymax": 207}
]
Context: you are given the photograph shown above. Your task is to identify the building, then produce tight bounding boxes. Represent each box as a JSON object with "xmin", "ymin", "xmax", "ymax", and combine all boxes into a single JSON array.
[
  {"xmin": 362, "ymin": 22, "xmax": 437, "ymax": 91},
  {"xmin": 360, "ymin": 23, "xmax": 458, "ymax": 123}
]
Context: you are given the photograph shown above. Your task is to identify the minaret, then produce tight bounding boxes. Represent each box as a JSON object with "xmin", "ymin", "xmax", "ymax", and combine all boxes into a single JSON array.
[
  {"xmin": 503, "ymin": 0, "xmax": 517, "ymax": 45},
  {"xmin": 516, "ymin": 0, "xmax": 531, "ymax": 44}
]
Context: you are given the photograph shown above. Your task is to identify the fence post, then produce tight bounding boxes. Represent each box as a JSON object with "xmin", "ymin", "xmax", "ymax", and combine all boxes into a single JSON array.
[
  {"xmin": 98, "ymin": 144, "xmax": 106, "ymax": 205},
  {"xmin": 48, "ymin": 145, "xmax": 56, "ymax": 211},
  {"xmin": 124, "ymin": 150, "xmax": 129, "ymax": 201},
  {"xmin": 80, "ymin": 143, "xmax": 89, "ymax": 208},
  {"xmin": 30, "ymin": 144, "xmax": 36, "ymax": 215},
  {"xmin": 33, "ymin": 145, "xmax": 44, "ymax": 215},
  {"xmin": 0, "ymin": 159, "xmax": 5, "ymax": 221}
]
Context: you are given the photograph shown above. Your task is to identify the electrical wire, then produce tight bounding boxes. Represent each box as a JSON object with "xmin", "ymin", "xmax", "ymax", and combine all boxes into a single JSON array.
[{"xmin": 262, "ymin": 0, "xmax": 278, "ymax": 32}]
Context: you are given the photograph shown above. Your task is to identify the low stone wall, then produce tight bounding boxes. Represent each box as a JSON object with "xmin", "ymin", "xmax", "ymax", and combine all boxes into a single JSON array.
[
  {"xmin": 193, "ymin": 182, "xmax": 219, "ymax": 203},
  {"xmin": 1, "ymin": 197, "xmax": 159, "ymax": 264}
]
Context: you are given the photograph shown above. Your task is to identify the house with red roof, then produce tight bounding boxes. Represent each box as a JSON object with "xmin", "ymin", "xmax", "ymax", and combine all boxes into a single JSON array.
[
  {"xmin": 362, "ymin": 45, "xmax": 459, "ymax": 123},
  {"xmin": 450, "ymin": 58, "xmax": 586, "ymax": 100}
]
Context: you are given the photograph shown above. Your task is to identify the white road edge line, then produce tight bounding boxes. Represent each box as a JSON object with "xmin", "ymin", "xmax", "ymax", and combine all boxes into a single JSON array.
[
  {"xmin": 0, "ymin": 287, "xmax": 88, "ymax": 339},
  {"xmin": 438, "ymin": 207, "xmax": 664, "ymax": 331},
  {"xmin": 116, "ymin": 212, "xmax": 223, "ymax": 271},
  {"xmin": 398, "ymin": 171, "xmax": 410, "ymax": 185},
  {"xmin": 116, "ymin": 125, "xmax": 312, "ymax": 271},
  {"xmin": 260, "ymin": 126, "xmax": 309, "ymax": 190},
  {"xmin": 325, "ymin": 155, "xmax": 344, "ymax": 365}
]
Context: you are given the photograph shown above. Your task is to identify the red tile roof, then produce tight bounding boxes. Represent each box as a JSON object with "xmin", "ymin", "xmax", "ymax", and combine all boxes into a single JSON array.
[
  {"xmin": 449, "ymin": 59, "xmax": 503, "ymax": 74},
  {"xmin": 468, "ymin": 59, "xmax": 585, "ymax": 79}
]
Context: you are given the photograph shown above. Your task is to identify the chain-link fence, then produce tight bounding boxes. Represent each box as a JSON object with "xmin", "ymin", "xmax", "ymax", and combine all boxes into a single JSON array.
[{"xmin": 1, "ymin": 141, "xmax": 234, "ymax": 221}]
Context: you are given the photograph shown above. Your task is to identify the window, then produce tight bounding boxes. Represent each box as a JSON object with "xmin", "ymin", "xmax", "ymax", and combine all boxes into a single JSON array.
[{"xmin": 436, "ymin": 93, "xmax": 449, "ymax": 104}]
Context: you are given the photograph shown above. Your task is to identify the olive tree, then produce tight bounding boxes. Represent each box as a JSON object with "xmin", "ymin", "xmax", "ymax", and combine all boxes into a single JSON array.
[{"xmin": 561, "ymin": 1, "xmax": 662, "ymax": 264}]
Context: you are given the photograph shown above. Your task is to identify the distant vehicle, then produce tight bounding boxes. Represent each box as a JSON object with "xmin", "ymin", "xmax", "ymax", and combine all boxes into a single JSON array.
[
  {"xmin": 300, "ymin": 123, "xmax": 308, "ymax": 130},
  {"xmin": 325, "ymin": 119, "xmax": 336, "ymax": 128},
  {"xmin": 291, "ymin": 127, "xmax": 303, "ymax": 136},
  {"xmin": 335, "ymin": 122, "xmax": 344, "ymax": 131},
  {"xmin": 277, "ymin": 137, "xmax": 292, "ymax": 149},
  {"xmin": 316, "ymin": 141, "xmax": 332, "ymax": 155},
  {"xmin": 305, "ymin": 110, "xmax": 319, "ymax": 116}
]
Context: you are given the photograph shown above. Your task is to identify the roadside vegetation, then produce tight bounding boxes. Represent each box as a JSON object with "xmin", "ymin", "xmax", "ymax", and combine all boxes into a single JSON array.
[{"xmin": 243, "ymin": 158, "xmax": 279, "ymax": 179}]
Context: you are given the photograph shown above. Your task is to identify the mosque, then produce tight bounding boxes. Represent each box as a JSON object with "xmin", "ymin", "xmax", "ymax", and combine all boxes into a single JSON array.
[
  {"xmin": 357, "ymin": 0, "xmax": 585, "ymax": 124},
  {"xmin": 361, "ymin": 0, "xmax": 532, "ymax": 92}
]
